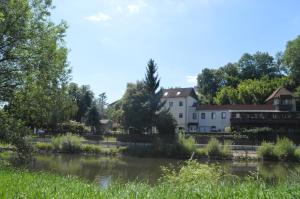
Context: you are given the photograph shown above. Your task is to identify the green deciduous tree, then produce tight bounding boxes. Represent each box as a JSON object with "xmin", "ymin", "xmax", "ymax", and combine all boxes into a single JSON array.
[
  {"xmin": 283, "ymin": 35, "xmax": 300, "ymax": 84},
  {"xmin": 122, "ymin": 82, "xmax": 150, "ymax": 134},
  {"xmin": 156, "ymin": 110, "xmax": 177, "ymax": 135}
]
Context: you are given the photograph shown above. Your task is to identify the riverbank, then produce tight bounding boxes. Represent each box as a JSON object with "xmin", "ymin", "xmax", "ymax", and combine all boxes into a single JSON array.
[{"xmin": 1, "ymin": 160, "xmax": 300, "ymax": 199}]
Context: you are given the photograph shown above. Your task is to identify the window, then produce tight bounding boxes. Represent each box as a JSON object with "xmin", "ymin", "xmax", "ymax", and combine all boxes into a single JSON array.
[
  {"xmin": 193, "ymin": 113, "xmax": 197, "ymax": 119},
  {"xmin": 163, "ymin": 92, "xmax": 168, "ymax": 97},
  {"xmin": 179, "ymin": 113, "xmax": 183, "ymax": 118},
  {"xmin": 176, "ymin": 91, "xmax": 181, "ymax": 96},
  {"xmin": 211, "ymin": 112, "xmax": 216, "ymax": 119},
  {"xmin": 169, "ymin": 101, "xmax": 173, "ymax": 108},
  {"xmin": 221, "ymin": 112, "xmax": 226, "ymax": 119},
  {"xmin": 179, "ymin": 101, "xmax": 183, "ymax": 106},
  {"xmin": 201, "ymin": 113, "xmax": 205, "ymax": 119}
]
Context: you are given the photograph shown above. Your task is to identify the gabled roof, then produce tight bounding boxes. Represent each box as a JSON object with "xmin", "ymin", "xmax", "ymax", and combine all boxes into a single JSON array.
[
  {"xmin": 265, "ymin": 87, "xmax": 295, "ymax": 102},
  {"xmin": 162, "ymin": 87, "xmax": 198, "ymax": 100},
  {"xmin": 197, "ymin": 104, "xmax": 275, "ymax": 111}
]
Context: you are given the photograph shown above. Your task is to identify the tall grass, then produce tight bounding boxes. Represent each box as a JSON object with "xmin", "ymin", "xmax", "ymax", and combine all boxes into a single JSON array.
[
  {"xmin": 205, "ymin": 138, "xmax": 232, "ymax": 158},
  {"xmin": 258, "ymin": 138, "xmax": 300, "ymax": 161},
  {"xmin": 1, "ymin": 160, "xmax": 300, "ymax": 198},
  {"xmin": 51, "ymin": 133, "xmax": 83, "ymax": 153}
]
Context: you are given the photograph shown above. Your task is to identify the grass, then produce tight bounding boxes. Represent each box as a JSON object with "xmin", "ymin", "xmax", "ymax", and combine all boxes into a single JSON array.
[{"xmin": 1, "ymin": 160, "xmax": 300, "ymax": 198}]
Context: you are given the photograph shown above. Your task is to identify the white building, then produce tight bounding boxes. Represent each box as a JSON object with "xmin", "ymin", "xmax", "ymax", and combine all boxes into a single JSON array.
[{"xmin": 162, "ymin": 87, "xmax": 300, "ymax": 133}]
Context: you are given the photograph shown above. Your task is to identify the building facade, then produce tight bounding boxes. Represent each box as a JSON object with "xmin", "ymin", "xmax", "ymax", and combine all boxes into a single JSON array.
[{"xmin": 162, "ymin": 87, "xmax": 300, "ymax": 133}]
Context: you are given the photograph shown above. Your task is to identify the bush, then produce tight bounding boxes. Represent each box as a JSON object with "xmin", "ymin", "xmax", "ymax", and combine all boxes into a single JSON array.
[
  {"xmin": 35, "ymin": 142, "xmax": 53, "ymax": 152},
  {"xmin": 51, "ymin": 133, "xmax": 83, "ymax": 153},
  {"xmin": 294, "ymin": 147, "xmax": 300, "ymax": 160},
  {"xmin": 57, "ymin": 121, "xmax": 90, "ymax": 135},
  {"xmin": 175, "ymin": 133, "xmax": 196, "ymax": 157},
  {"xmin": 81, "ymin": 144, "xmax": 101, "ymax": 154},
  {"xmin": 156, "ymin": 110, "xmax": 177, "ymax": 135},
  {"xmin": 257, "ymin": 142, "xmax": 276, "ymax": 160},
  {"xmin": 206, "ymin": 138, "xmax": 222, "ymax": 157},
  {"xmin": 205, "ymin": 138, "xmax": 232, "ymax": 158},
  {"xmin": 241, "ymin": 127, "xmax": 276, "ymax": 143},
  {"xmin": 274, "ymin": 138, "xmax": 296, "ymax": 160}
]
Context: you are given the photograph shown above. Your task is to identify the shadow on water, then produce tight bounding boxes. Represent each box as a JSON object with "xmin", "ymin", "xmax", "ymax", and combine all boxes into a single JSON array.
[{"xmin": 5, "ymin": 153, "xmax": 300, "ymax": 187}]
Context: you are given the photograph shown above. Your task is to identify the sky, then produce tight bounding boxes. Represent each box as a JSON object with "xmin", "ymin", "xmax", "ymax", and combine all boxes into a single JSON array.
[{"xmin": 51, "ymin": 0, "xmax": 300, "ymax": 103}]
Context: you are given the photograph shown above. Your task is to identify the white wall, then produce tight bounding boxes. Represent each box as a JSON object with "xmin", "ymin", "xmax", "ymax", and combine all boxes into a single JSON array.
[
  {"xmin": 162, "ymin": 96, "xmax": 198, "ymax": 131},
  {"xmin": 198, "ymin": 110, "xmax": 230, "ymax": 132}
]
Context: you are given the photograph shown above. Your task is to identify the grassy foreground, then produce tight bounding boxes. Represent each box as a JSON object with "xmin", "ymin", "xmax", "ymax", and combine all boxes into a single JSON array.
[{"xmin": 1, "ymin": 160, "xmax": 300, "ymax": 199}]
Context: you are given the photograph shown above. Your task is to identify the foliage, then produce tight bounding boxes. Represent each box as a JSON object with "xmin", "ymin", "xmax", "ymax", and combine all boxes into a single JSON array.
[
  {"xmin": 2, "ymin": 160, "xmax": 300, "ymax": 198},
  {"xmin": 51, "ymin": 133, "xmax": 83, "ymax": 153},
  {"xmin": 85, "ymin": 103, "xmax": 101, "ymax": 133},
  {"xmin": 121, "ymin": 81, "xmax": 150, "ymax": 134},
  {"xmin": 257, "ymin": 142, "xmax": 277, "ymax": 160},
  {"xmin": 143, "ymin": 59, "xmax": 164, "ymax": 128},
  {"xmin": 35, "ymin": 142, "xmax": 53, "ymax": 152},
  {"xmin": 0, "ymin": 110, "xmax": 32, "ymax": 161},
  {"xmin": 258, "ymin": 138, "xmax": 298, "ymax": 161},
  {"xmin": 175, "ymin": 133, "xmax": 196, "ymax": 157},
  {"xmin": 68, "ymin": 83, "xmax": 95, "ymax": 123},
  {"xmin": 57, "ymin": 120, "xmax": 90, "ymax": 135},
  {"xmin": 197, "ymin": 51, "xmax": 288, "ymax": 104},
  {"xmin": 240, "ymin": 127, "xmax": 276, "ymax": 143},
  {"xmin": 215, "ymin": 77, "xmax": 291, "ymax": 104},
  {"xmin": 205, "ymin": 138, "xmax": 231, "ymax": 158},
  {"xmin": 156, "ymin": 110, "xmax": 177, "ymax": 135},
  {"xmin": 273, "ymin": 138, "xmax": 296, "ymax": 160},
  {"xmin": 283, "ymin": 35, "xmax": 300, "ymax": 84}
]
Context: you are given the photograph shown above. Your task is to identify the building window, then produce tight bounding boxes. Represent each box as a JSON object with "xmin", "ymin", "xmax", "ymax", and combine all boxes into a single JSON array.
[
  {"xmin": 211, "ymin": 112, "xmax": 216, "ymax": 119},
  {"xmin": 201, "ymin": 113, "xmax": 205, "ymax": 119},
  {"xmin": 179, "ymin": 113, "xmax": 183, "ymax": 118},
  {"xmin": 179, "ymin": 101, "xmax": 183, "ymax": 106},
  {"xmin": 221, "ymin": 112, "xmax": 226, "ymax": 119},
  {"xmin": 193, "ymin": 113, "xmax": 197, "ymax": 119},
  {"xmin": 169, "ymin": 101, "xmax": 173, "ymax": 108}
]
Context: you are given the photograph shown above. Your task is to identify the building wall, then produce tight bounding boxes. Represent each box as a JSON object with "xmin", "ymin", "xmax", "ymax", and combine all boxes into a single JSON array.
[
  {"xmin": 162, "ymin": 96, "xmax": 198, "ymax": 131},
  {"xmin": 198, "ymin": 110, "xmax": 230, "ymax": 132}
]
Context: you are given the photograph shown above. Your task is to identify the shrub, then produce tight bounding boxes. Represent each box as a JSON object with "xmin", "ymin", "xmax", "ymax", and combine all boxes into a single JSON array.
[
  {"xmin": 51, "ymin": 133, "xmax": 83, "ymax": 153},
  {"xmin": 175, "ymin": 133, "xmax": 196, "ymax": 157},
  {"xmin": 257, "ymin": 142, "xmax": 276, "ymax": 160},
  {"xmin": 156, "ymin": 110, "xmax": 177, "ymax": 135},
  {"xmin": 57, "ymin": 121, "xmax": 90, "ymax": 135},
  {"xmin": 35, "ymin": 142, "xmax": 53, "ymax": 151},
  {"xmin": 81, "ymin": 144, "xmax": 101, "ymax": 154},
  {"xmin": 206, "ymin": 138, "xmax": 222, "ymax": 157},
  {"xmin": 294, "ymin": 147, "xmax": 300, "ymax": 160},
  {"xmin": 274, "ymin": 138, "xmax": 296, "ymax": 160},
  {"xmin": 241, "ymin": 127, "xmax": 276, "ymax": 143}
]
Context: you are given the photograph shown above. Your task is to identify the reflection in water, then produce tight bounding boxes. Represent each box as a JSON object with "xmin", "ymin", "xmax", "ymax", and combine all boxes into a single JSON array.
[{"xmin": 26, "ymin": 154, "xmax": 300, "ymax": 186}]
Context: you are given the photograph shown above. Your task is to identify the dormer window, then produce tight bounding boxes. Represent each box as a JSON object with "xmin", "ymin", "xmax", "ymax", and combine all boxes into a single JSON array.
[
  {"xmin": 164, "ymin": 92, "xmax": 168, "ymax": 97},
  {"xmin": 176, "ymin": 91, "xmax": 181, "ymax": 96}
]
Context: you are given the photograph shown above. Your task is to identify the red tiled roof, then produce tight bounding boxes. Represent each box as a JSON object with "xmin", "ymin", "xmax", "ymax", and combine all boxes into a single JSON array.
[
  {"xmin": 197, "ymin": 104, "xmax": 275, "ymax": 111},
  {"xmin": 265, "ymin": 87, "xmax": 295, "ymax": 102}
]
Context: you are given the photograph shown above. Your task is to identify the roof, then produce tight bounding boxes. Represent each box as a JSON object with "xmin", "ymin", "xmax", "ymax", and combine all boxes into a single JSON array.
[
  {"xmin": 162, "ymin": 87, "xmax": 198, "ymax": 99},
  {"xmin": 265, "ymin": 87, "xmax": 295, "ymax": 102},
  {"xmin": 100, "ymin": 119, "xmax": 112, "ymax": 124},
  {"xmin": 197, "ymin": 104, "xmax": 275, "ymax": 111}
]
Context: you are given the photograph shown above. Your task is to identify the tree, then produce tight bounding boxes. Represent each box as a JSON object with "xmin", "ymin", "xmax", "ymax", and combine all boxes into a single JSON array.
[
  {"xmin": 197, "ymin": 68, "xmax": 222, "ymax": 104},
  {"xmin": 156, "ymin": 110, "xmax": 177, "ymax": 135},
  {"xmin": 283, "ymin": 35, "xmax": 300, "ymax": 84},
  {"xmin": 143, "ymin": 59, "xmax": 164, "ymax": 130},
  {"xmin": 85, "ymin": 103, "xmax": 101, "ymax": 133},
  {"xmin": 97, "ymin": 92, "xmax": 108, "ymax": 117},
  {"xmin": 68, "ymin": 84, "xmax": 94, "ymax": 122},
  {"xmin": 122, "ymin": 82, "xmax": 150, "ymax": 134}
]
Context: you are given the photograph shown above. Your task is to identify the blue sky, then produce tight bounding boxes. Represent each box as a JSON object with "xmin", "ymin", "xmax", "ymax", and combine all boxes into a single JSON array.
[{"xmin": 51, "ymin": 0, "xmax": 300, "ymax": 103}]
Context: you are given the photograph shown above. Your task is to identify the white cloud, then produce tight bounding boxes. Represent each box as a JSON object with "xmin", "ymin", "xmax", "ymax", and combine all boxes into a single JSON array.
[
  {"xmin": 186, "ymin": 75, "xmax": 197, "ymax": 84},
  {"xmin": 127, "ymin": 4, "xmax": 140, "ymax": 14},
  {"xmin": 84, "ymin": 12, "xmax": 111, "ymax": 22}
]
